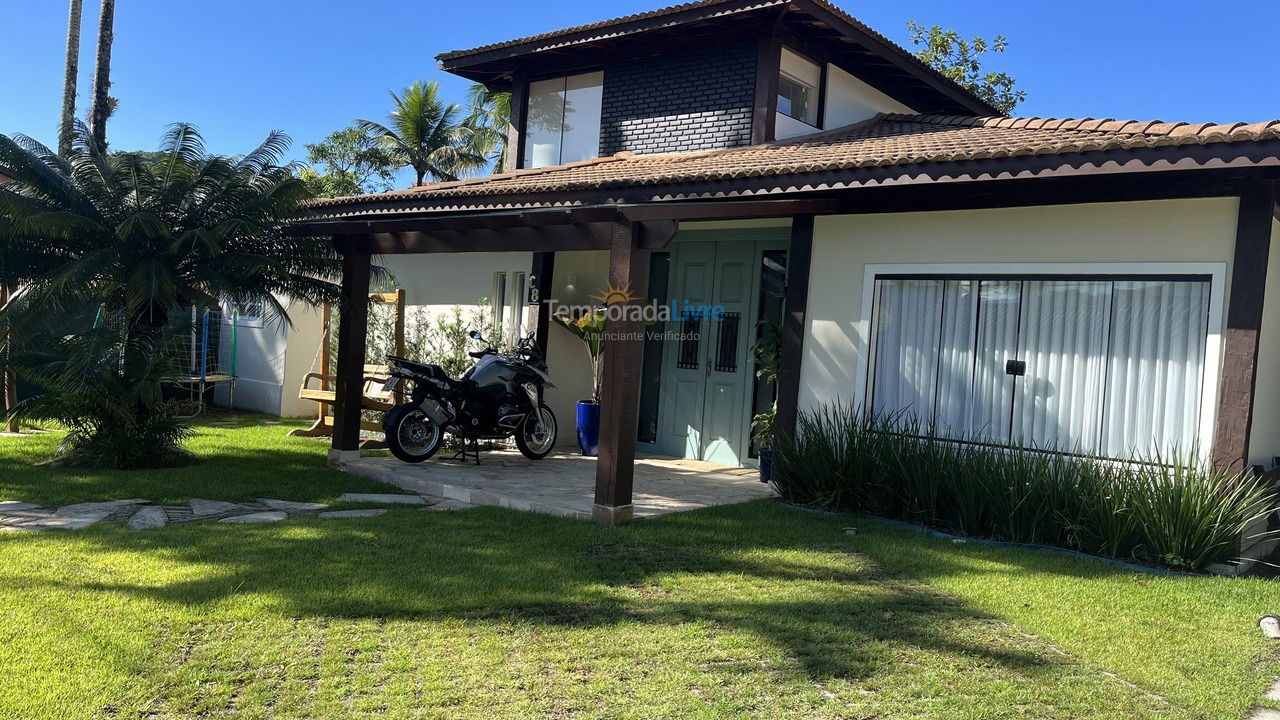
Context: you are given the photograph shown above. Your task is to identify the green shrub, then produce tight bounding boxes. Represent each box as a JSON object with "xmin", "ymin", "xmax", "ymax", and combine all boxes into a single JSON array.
[{"xmin": 770, "ymin": 404, "xmax": 1279, "ymax": 571}]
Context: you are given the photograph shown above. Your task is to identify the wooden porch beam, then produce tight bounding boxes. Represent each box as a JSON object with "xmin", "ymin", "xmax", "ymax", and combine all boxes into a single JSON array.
[
  {"xmin": 330, "ymin": 250, "xmax": 372, "ymax": 458},
  {"xmin": 776, "ymin": 215, "xmax": 814, "ymax": 439},
  {"xmin": 593, "ymin": 221, "xmax": 650, "ymax": 526},
  {"xmin": 1211, "ymin": 181, "xmax": 1278, "ymax": 472}
]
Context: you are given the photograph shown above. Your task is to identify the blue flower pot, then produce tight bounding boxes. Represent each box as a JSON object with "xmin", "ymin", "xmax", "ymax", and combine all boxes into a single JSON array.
[
  {"xmin": 576, "ymin": 401, "xmax": 601, "ymax": 456},
  {"xmin": 758, "ymin": 449, "xmax": 773, "ymax": 484}
]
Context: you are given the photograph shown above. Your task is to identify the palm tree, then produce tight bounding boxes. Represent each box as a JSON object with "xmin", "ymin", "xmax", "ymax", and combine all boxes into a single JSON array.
[
  {"xmin": 464, "ymin": 83, "xmax": 512, "ymax": 172},
  {"xmin": 359, "ymin": 81, "xmax": 485, "ymax": 187},
  {"xmin": 87, "ymin": 0, "xmax": 115, "ymax": 149},
  {"xmin": 0, "ymin": 123, "xmax": 348, "ymax": 466},
  {"xmin": 58, "ymin": 0, "xmax": 84, "ymax": 157}
]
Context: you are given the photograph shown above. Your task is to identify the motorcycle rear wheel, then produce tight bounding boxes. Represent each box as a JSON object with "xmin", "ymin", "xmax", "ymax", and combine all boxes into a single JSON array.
[
  {"xmin": 515, "ymin": 405, "xmax": 557, "ymax": 460},
  {"xmin": 384, "ymin": 405, "xmax": 443, "ymax": 463}
]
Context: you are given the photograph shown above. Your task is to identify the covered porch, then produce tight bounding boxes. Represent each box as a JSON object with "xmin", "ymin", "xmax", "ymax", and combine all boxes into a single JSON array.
[{"xmin": 297, "ymin": 200, "xmax": 823, "ymax": 526}]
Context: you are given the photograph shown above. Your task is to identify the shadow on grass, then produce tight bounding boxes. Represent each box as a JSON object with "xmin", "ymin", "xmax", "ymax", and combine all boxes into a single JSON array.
[{"xmin": 4, "ymin": 500, "xmax": 1085, "ymax": 685}]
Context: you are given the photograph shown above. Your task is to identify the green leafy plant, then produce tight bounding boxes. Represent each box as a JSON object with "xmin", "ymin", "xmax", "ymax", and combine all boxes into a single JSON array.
[
  {"xmin": 750, "ymin": 322, "xmax": 782, "ymax": 451},
  {"xmin": 299, "ymin": 124, "xmax": 398, "ymax": 197},
  {"xmin": 0, "ymin": 122, "xmax": 348, "ymax": 467},
  {"xmin": 7, "ymin": 326, "xmax": 192, "ymax": 468},
  {"xmin": 358, "ymin": 81, "xmax": 487, "ymax": 187},
  {"xmin": 552, "ymin": 308, "xmax": 606, "ymax": 403},
  {"xmin": 770, "ymin": 403, "xmax": 1280, "ymax": 571},
  {"xmin": 907, "ymin": 21, "xmax": 1026, "ymax": 114}
]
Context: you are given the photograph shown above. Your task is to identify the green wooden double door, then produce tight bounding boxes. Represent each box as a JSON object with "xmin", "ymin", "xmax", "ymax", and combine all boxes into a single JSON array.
[{"xmin": 637, "ymin": 230, "xmax": 789, "ymax": 467}]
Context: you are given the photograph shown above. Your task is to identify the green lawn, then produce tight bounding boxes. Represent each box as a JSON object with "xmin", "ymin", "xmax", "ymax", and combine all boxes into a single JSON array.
[{"xmin": 1, "ymin": 422, "xmax": 1277, "ymax": 719}]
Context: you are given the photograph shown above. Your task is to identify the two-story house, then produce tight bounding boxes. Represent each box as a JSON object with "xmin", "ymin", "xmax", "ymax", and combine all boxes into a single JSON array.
[{"xmin": 294, "ymin": 0, "xmax": 1280, "ymax": 526}]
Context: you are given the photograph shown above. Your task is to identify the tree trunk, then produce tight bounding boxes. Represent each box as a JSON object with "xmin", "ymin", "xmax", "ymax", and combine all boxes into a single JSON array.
[
  {"xmin": 88, "ymin": 0, "xmax": 115, "ymax": 151},
  {"xmin": 1, "ymin": 285, "xmax": 17, "ymax": 433},
  {"xmin": 59, "ymin": 0, "xmax": 84, "ymax": 157}
]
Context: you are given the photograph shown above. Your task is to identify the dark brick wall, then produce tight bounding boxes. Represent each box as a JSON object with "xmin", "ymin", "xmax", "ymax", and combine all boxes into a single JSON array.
[{"xmin": 599, "ymin": 40, "xmax": 756, "ymax": 156}]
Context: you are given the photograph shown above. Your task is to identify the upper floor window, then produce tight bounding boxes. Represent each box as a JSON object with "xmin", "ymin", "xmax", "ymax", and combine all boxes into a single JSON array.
[
  {"xmin": 523, "ymin": 71, "xmax": 604, "ymax": 169},
  {"xmin": 777, "ymin": 47, "xmax": 821, "ymax": 127}
]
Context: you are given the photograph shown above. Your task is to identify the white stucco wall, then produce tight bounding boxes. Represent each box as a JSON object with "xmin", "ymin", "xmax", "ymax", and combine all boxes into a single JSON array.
[
  {"xmin": 822, "ymin": 64, "xmax": 915, "ymax": 128},
  {"xmin": 279, "ymin": 301, "xmax": 326, "ymax": 418},
  {"xmin": 1248, "ymin": 218, "xmax": 1280, "ymax": 466},
  {"xmin": 798, "ymin": 197, "xmax": 1280, "ymax": 466},
  {"xmin": 381, "ymin": 252, "xmax": 534, "ymax": 318}
]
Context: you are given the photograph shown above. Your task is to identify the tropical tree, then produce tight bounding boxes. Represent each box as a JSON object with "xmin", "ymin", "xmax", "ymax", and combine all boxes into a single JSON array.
[
  {"xmin": 300, "ymin": 124, "xmax": 398, "ymax": 197},
  {"xmin": 907, "ymin": 21, "xmax": 1026, "ymax": 115},
  {"xmin": 463, "ymin": 83, "xmax": 512, "ymax": 172},
  {"xmin": 59, "ymin": 0, "xmax": 84, "ymax": 157},
  {"xmin": 88, "ymin": 0, "xmax": 115, "ymax": 149},
  {"xmin": 358, "ymin": 81, "xmax": 486, "ymax": 187},
  {"xmin": 0, "ymin": 123, "xmax": 347, "ymax": 466}
]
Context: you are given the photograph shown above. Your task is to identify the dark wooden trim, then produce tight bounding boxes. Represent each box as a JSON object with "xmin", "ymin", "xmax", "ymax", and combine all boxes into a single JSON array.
[
  {"xmin": 527, "ymin": 251, "xmax": 555, "ymax": 353},
  {"xmin": 505, "ymin": 73, "xmax": 527, "ymax": 173},
  {"xmin": 345, "ymin": 223, "xmax": 616, "ymax": 255},
  {"xmin": 332, "ymin": 251, "xmax": 372, "ymax": 452},
  {"xmin": 815, "ymin": 61, "xmax": 829, "ymax": 130},
  {"xmin": 752, "ymin": 25, "xmax": 782, "ymax": 145},
  {"xmin": 1212, "ymin": 182, "xmax": 1278, "ymax": 471},
  {"xmin": 438, "ymin": 0, "xmax": 779, "ymax": 70},
  {"xmin": 619, "ymin": 198, "xmax": 838, "ymax": 222},
  {"xmin": 776, "ymin": 214, "xmax": 813, "ymax": 438},
  {"xmin": 594, "ymin": 221, "xmax": 650, "ymax": 523},
  {"xmin": 291, "ymin": 206, "xmax": 626, "ymax": 237}
]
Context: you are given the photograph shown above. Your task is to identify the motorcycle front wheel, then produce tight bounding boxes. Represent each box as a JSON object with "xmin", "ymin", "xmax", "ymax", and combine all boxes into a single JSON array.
[
  {"xmin": 515, "ymin": 405, "xmax": 557, "ymax": 460},
  {"xmin": 384, "ymin": 405, "xmax": 443, "ymax": 463}
]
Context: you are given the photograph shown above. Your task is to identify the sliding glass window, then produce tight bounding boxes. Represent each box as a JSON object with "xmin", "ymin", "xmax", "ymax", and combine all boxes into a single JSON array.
[
  {"xmin": 523, "ymin": 72, "xmax": 603, "ymax": 169},
  {"xmin": 868, "ymin": 276, "xmax": 1211, "ymax": 458}
]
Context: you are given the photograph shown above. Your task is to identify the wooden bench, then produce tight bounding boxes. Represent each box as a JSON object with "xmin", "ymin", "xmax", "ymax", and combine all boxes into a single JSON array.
[{"xmin": 289, "ymin": 290, "xmax": 406, "ymax": 448}]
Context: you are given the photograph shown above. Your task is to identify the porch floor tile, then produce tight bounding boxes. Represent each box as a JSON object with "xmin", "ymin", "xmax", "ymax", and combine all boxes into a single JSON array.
[{"xmin": 336, "ymin": 450, "xmax": 775, "ymax": 521}]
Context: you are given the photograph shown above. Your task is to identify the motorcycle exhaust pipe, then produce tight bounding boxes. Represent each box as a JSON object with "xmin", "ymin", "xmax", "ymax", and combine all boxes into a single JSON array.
[{"xmin": 417, "ymin": 398, "xmax": 454, "ymax": 426}]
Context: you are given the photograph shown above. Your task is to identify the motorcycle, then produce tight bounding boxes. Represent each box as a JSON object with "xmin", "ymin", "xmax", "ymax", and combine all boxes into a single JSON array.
[{"xmin": 380, "ymin": 330, "xmax": 558, "ymax": 463}]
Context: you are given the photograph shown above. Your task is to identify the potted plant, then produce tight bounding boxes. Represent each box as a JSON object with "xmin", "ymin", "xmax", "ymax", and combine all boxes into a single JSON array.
[
  {"xmin": 552, "ymin": 308, "xmax": 607, "ymax": 456},
  {"xmin": 751, "ymin": 323, "xmax": 782, "ymax": 483},
  {"xmin": 751, "ymin": 405, "xmax": 778, "ymax": 484}
]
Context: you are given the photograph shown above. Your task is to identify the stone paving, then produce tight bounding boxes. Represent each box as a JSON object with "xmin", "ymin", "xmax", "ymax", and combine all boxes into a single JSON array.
[
  {"xmin": 337, "ymin": 450, "xmax": 775, "ymax": 521},
  {"xmin": 0, "ymin": 493, "xmax": 451, "ymax": 532}
]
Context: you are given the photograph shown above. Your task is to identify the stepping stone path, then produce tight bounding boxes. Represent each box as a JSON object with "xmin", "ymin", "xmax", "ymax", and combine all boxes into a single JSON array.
[
  {"xmin": 0, "ymin": 493, "xmax": 439, "ymax": 532},
  {"xmin": 319, "ymin": 509, "xmax": 387, "ymax": 519},
  {"xmin": 338, "ymin": 493, "xmax": 428, "ymax": 505},
  {"xmin": 221, "ymin": 511, "xmax": 288, "ymax": 524}
]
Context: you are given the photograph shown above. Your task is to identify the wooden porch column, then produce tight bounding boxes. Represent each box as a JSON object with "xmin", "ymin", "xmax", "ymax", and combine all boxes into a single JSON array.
[
  {"xmin": 776, "ymin": 215, "xmax": 814, "ymax": 439},
  {"xmin": 330, "ymin": 248, "xmax": 372, "ymax": 462},
  {"xmin": 593, "ymin": 222, "xmax": 649, "ymax": 526},
  {"xmin": 527, "ymin": 251, "xmax": 556, "ymax": 354},
  {"xmin": 1211, "ymin": 182, "xmax": 1277, "ymax": 472}
]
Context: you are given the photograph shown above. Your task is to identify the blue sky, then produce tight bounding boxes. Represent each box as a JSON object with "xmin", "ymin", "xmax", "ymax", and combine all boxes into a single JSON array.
[{"xmin": 2, "ymin": 0, "xmax": 1277, "ymax": 185}]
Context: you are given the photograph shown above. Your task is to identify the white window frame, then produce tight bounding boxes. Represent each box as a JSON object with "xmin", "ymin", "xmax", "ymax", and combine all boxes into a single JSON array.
[
  {"xmin": 777, "ymin": 46, "xmax": 822, "ymax": 128},
  {"xmin": 854, "ymin": 262, "xmax": 1226, "ymax": 459}
]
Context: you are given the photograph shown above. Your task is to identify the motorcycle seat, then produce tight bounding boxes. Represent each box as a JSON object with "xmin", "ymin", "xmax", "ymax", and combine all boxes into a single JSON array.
[{"xmin": 387, "ymin": 356, "xmax": 450, "ymax": 382}]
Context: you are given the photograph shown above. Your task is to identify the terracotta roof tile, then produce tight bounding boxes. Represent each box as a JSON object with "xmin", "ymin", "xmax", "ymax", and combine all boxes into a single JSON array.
[{"xmin": 307, "ymin": 112, "xmax": 1280, "ymax": 213}]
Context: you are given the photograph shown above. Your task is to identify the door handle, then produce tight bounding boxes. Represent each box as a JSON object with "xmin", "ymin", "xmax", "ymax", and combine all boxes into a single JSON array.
[
  {"xmin": 705, "ymin": 359, "xmax": 712, "ymax": 377},
  {"xmin": 1005, "ymin": 359, "xmax": 1027, "ymax": 377}
]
